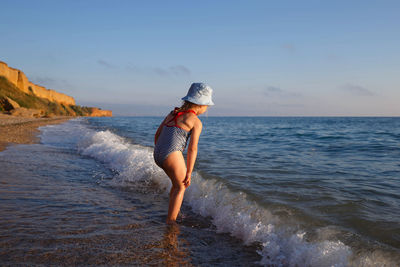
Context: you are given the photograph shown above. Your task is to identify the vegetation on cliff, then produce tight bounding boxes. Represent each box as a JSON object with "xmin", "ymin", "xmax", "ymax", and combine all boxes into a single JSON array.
[{"xmin": 0, "ymin": 76, "xmax": 108, "ymax": 117}]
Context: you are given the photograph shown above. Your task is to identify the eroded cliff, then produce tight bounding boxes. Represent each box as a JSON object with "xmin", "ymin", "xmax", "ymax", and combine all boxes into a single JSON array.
[
  {"xmin": 0, "ymin": 61, "xmax": 75, "ymax": 105},
  {"xmin": 0, "ymin": 61, "xmax": 112, "ymax": 117}
]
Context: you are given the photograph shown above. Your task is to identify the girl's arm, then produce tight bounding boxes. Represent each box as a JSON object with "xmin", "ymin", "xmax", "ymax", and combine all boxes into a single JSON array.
[{"xmin": 183, "ymin": 119, "xmax": 202, "ymax": 187}]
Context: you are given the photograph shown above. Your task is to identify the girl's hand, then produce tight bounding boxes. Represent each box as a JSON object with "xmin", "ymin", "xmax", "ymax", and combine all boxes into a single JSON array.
[{"xmin": 183, "ymin": 173, "xmax": 191, "ymax": 188}]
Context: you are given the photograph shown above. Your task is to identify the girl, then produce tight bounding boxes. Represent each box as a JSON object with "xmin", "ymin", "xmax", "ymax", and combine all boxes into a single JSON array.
[{"xmin": 154, "ymin": 83, "xmax": 214, "ymax": 224}]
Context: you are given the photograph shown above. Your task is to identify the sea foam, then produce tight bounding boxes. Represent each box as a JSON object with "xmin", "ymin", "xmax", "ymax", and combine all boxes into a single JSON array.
[{"xmin": 39, "ymin": 119, "xmax": 397, "ymax": 267}]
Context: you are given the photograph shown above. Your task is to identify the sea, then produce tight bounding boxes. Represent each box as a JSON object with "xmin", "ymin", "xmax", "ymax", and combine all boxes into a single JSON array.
[{"xmin": 0, "ymin": 116, "xmax": 399, "ymax": 266}]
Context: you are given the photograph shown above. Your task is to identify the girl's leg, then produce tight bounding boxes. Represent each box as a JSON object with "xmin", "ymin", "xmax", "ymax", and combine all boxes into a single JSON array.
[{"xmin": 162, "ymin": 151, "xmax": 187, "ymax": 224}]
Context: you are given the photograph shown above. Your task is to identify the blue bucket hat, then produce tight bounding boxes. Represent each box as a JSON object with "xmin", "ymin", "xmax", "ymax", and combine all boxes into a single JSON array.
[{"xmin": 182, "ymin": 83, "xmax": 214, "ymax": 106}]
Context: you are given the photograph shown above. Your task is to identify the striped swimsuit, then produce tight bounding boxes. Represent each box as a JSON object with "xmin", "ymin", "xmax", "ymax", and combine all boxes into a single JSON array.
[{"xmin": 153, "ymin": 109, "xmax": 197, "ymax": 168}]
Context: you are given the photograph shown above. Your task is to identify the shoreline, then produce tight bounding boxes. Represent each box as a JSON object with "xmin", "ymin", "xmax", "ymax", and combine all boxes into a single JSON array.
[{"xmin": 0, "ymin": 114, "xmax": 72, "ymax": 152}]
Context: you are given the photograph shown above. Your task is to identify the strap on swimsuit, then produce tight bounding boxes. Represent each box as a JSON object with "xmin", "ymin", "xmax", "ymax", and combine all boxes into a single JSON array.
[
  {"xmin": 153, "ymin": 108, "xmax": 197, "ymax": 168},
  {"xmin": 163, "ymin": 108, "xmax": 197, "ymax": 130}
]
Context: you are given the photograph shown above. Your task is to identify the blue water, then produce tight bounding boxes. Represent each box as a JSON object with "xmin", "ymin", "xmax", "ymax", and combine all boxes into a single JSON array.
[
  {"xmin": 87, "ymin": 116, "xmax": 400, "ymax": 265},
  {"xmin": 1, "ymin": 116, "xmax": 399, "ymax": 266}
]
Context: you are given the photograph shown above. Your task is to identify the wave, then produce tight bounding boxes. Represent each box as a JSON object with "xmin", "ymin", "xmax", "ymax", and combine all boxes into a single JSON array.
[{"xmin": 39, "ymin": 119, "xmax": 399, "ymax": 267}]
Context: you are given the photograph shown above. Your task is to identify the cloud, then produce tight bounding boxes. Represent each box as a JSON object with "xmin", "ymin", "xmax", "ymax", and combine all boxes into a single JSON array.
[
  {"xmin": 126, "ymin": 64, "xmax": 191, "ymax": 77},
  {"xmin": 169, "ymin": 65, "xmax": 191, "ymax": 76},
  {"xmin": 265, "ymin": 86, "xmax": 283, "ymax": 94},
  {"xmin": 32, "ymin": 76, "xmax": 56, "ymax": 84},
  {"xmin": 97, "ymin": 59, "xmax": 116, "ymax": 69},
  {"xmin": 153, "ymin": 67, "xmax": 169, "ymax": 76},
  {"xmin": 152, "ymin": 65, "xmax": 191, "ymax": 76},
  {"xmin": 125, "ymin": 65, "xmax": 144, "ymax": 74},
  {"xmin": 342, "ymin": 84, "xmax": 374, "ymax": 96},
  {"xmin": 281, "ymin": 43, "xmax": 296, "ymax": 54},
  {"xmin": 263, "ymin": 86, "xmax": 302, "ymax": 97},
  {"xmin": 31, "ymin": 76, "xmax": 74, "ymax": 90}
]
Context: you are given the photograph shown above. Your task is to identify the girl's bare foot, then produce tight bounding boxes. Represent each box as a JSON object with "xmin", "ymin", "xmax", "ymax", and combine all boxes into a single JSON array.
[{"xmin": 166, "ymin": 219, "xmax": 179, "ymax": 226}]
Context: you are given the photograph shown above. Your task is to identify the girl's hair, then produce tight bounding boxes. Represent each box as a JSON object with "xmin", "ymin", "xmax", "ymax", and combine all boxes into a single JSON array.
[{"xmin": 175, "ymin": 101, "xmax": 198, "ymax": 113}]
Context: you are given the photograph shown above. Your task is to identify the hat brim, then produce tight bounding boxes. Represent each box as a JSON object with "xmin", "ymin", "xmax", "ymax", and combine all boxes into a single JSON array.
[{"xmin": 182, "ymin": 96, "xmax": 214, "ymax": 106}]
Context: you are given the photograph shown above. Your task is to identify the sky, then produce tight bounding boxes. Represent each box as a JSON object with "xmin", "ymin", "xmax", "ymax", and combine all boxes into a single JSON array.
[{"xmin": 1, "ymin": 0, "xmax": 399, "ymax": 116}]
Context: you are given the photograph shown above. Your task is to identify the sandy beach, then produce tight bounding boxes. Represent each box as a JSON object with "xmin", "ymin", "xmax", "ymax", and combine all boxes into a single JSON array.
[{"xmin": 0, "ymin": 114, "xmax": 71, "ymax": 152}]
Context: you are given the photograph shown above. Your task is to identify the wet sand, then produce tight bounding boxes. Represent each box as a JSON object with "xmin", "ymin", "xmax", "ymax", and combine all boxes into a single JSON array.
[
  {"xmin": 0, "ymin": 114, "xmax": 71, "ymax": 152},
  {"xmin": 0, "ymin": 138, "xmax": 261, "ymax": 266}
]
